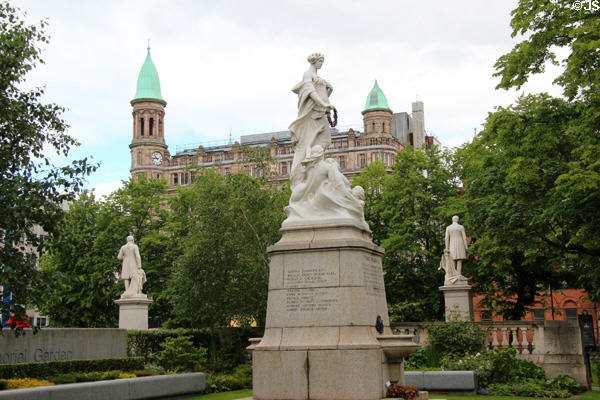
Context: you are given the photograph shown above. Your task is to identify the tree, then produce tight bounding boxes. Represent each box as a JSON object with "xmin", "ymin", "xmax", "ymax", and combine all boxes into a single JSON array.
[
  {"xmin": 494, "ymin": 0, "xmax": 600, "ymax": 102},
  {"xmin": 457, "ymin": 94, "xmax": 580, "ymax": 319},
  {"xmin": 461, "ymin": 0, "xmax": 600, "ymax": 311},
  {"xmin": 37, "ymin": 178, "xmax": 168, "ymax": 327},
  {"xmin": 167, "ymin": 169, "xmax": 287, "ymax": 330},
  {"xmin": 0, "ymin": 2, "xmax": 95, "ymax": 327},
  {"xmin": 371, "ymin": 146, "xmax": 460, "ymax": 322},
  {"xmin": 351, "ymin": 160, "xmax": 389, "ymax": 245}
]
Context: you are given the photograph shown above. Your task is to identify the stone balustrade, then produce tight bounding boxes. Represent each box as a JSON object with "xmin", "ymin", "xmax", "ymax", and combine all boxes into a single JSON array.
[
  {"xmin": 391, "ymin": 320, "xmax": 588, "ymax": 386},
  {"xmin": 476, "ymin": 321, "xmax": 543, "ymax": 356}
]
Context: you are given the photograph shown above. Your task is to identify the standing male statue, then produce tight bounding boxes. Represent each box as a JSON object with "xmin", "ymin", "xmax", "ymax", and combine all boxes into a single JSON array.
[
  {"xmin": 444, "ymin": 216, "xmax": 468, "ymax": 278},
  {"xmin": 117, "ymin": 235, "xmax": 143, "ymax": 296}
]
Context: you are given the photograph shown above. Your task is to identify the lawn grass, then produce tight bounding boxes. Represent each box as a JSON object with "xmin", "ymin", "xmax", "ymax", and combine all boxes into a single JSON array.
[
  {"xmin": 182, "ymin": 389, "xmax": 252, "ymax": 400},
  {"xmin": 429, "ymin": 391, "xmax": 600, "ymax": 400},
  {"xmin": 181, "ymin": 390, "xmax": 600, "ymax": 400}
]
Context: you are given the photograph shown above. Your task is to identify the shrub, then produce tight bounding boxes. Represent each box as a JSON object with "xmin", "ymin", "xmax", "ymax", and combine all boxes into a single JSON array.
[
  {"xmin": 424, "ymin": 321, "xmax": 484, "ymax": 366},
  {"xmin": 223, "ymin": 364, "xmax": 252, "ymax": 389},
  {"xmin": 486, "ymin": 383, "xmax": 513, "ymax": 396},
  {"xmin": 404, "ymin": 348, "xmax": 427, "ymax": 370},
  {"xmin": 0, "ymin": 357, "xmax": 144, "ymax": 379},
  {"xmin": 204, "ymin": 364, "xmax": 253, "ymax": 394},
  {"xmin": 48, "ymin": 370, "xmax": 138, "ymax": 384},
  {"xmin": 386, "ymin": 384, "xmax": 418, "ymax": 399},
  {"xmin": 4, "ymin": 378, "xmax": 54, "ymax": 389},
  {"xmin": 483, "ymin": 381, "xmax": 571, "ymax": 398},
  {"xmin": 151, "ymin": 335, "xmax": 207, "ymax": 372},
  {"xmin": 441, "ymin": 348, "xmax": 545, "ymax": 388},
  {"xmin": 546, "ymin": 375, "xmax": 580, "ymax": 394},
  {"xmin": 128, "ymin": 327, "xmax": 262, "ymax": 372},
  {"xmin": 133, "ymin": 370, "xmax": 158, "ymax": 377},
  {"xmin": 205, "ymin": 373, "xmax": 231, "ymax": 394}
]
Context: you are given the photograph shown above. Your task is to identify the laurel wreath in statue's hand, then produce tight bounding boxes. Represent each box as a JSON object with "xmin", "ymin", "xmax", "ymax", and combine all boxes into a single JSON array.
[{"xmin": 326, "ymin": 108, "xmax": 338, "ymax": 128}]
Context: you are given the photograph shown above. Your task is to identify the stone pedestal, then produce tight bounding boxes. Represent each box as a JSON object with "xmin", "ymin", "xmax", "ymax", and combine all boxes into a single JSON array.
[
  {"xmin": 249, "ymin": 222, "xmax": 417, "ymax": 400},
  {"xmin": 114, "ymin": 297, "xmax": 152, "ymax": 330},
  {"xmin": 439, "ymin": 283, "xmax": 473, "ymax": 322}
]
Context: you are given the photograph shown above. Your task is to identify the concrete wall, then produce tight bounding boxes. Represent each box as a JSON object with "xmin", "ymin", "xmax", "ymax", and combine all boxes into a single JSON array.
[
  {"xmin": 0, "ymin": 329, "xmax": 126, "ymax": 364},
  {"xmin": 0, "ymin": 372, "xmax": 206, "ymax": 400},
  {"xmin": 539, "ymin": 320, "xmax": 589, "ymax": 387}
]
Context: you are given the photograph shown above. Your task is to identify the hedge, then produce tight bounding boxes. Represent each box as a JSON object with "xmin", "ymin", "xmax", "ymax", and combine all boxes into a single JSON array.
[
  {"xmin": 128, "ymin": 327, "xmax": 263, "ymax": 372},
  {"xmin": 0, "ymin": 357, "xmax": 144, "ymax": 379}
]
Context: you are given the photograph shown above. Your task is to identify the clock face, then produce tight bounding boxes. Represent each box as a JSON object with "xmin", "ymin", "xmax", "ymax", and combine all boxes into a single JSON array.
[{"xmin": 151, "ymin": 152, "xmax": 163, "ymax": 165}]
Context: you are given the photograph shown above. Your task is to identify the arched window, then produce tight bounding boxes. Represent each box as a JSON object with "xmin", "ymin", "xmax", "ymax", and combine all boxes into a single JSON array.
[
  {"xmin": 149, "ymin": 118, "xmax": 154, "ymax": 136},
  {"xmin": 140, "ymin": 118, "xmax": 144, "ymax": 136},
  {"xmin": 563, "ymin": 300, "xmax": 578, "ymax": 320},
  {"xmin": 372, "ymin": 122, "xmax": 376, "ymax": 132}
]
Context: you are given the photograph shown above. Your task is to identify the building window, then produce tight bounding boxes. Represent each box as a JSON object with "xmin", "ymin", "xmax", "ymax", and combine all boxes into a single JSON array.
[
  {"xmin": 382, "ymin": 122, "xmax": 385, "ymax": 132},
  {"xmin": 565, "ymin": 308, "xmax": 577, "ymax": 320},
  {"xmin": 372, "ymin": 122, "xmax": 376, "ymax": 133},
  {"xmin": 374, "ymin": 152, "xmax": 380, "ymax": 161},
  {"xmin": 153, "ymin": 172, "xmax": 161, "ymax": 179},
  {"xmin": 281, "ymin": 162, "xmax": 288, "ymax": 175},
  {"xmin": 480, "ymin": 310, "xmax": 492, "ymax": 321},
  {"xmin": 159, "ymin": 117, "xmax": 163, "ymax": 136},
  {"xmin": 136, "ymin": 172, "xmax": 145, "ymax": 182},
  {"xmin": 359, "ymin": 153, "xmax": 365, "ymax": 168},
  {"xmin": 140, "ymin": 118, "xmax": 144, "ymax": 136},
  {"xmin": 181, "ymin": 172, "xmax": 189, "ymax": 185},
  {"xmin": 338, "ymin": 156, "xmax": 345, "ymax": 170},
  {"xmin": 36, "ymin": 317, "xmax": 47, "ymax": 327},
  {"xmin": 244, "ymin": 165, "xmax": 250, "ymax": 175},
  {"xmin": 149, "ymin": 118, "xmax": 154, "ymax": 136},
  {"xmin": 225, "ymin": 167, "xmax": 231, "ymax": 175},
  {"xmin": 532, "ymin": 309, "xmax": 545, "ymax": 321},
  {"xmin": 173, "ymin": 173, "xmax": 178, "ymax": 185}
]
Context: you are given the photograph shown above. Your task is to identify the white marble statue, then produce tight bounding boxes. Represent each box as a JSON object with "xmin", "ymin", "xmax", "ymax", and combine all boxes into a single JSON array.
[
  {"xmin": 117, "ymin": 235, "xmax": 147, "ymax": 298},
  {"xmin": 283, "ymin": 53, "xmax": 368, "ymax": 229},
  {"xmin": 442, "ymin": 216, "xmax": 469, "ymax": 284},
  {"xmin": 289, "ymin": 52, "xmax": 334, "ymax": 181}
]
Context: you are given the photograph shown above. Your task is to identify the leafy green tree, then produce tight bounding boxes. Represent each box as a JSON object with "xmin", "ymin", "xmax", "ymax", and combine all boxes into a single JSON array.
[
  {"xmin": 457, "ymin": 94, "xmax": 580, "ymax": 319},
  {"xmin": 494, "ymin": 0, "xmax": 600, "ymax": 102},
  {"xmin": 168, "ymin": 169, "xmax": 287, "ymax": 330},
  {"xmin": 375, "ymin": 146, "xmax": 461, "ymax": 322},
  {"xmin": 457, "ymin": 0, "xmax": 600, "ymax": 313},
  {"xmin": 351, "ymin": 160, "xmax": 389, "ymax": 245},
  {"xmin": 0, "ymin": 2, "xmax": 96, "ymax": 327},
  {"xmin": 495, "ymin": 0, "xmax": 600, "ymax": 267},
  {"xmin": 37, "ymin": 178, "xmax": 168, "ymax": 327}
]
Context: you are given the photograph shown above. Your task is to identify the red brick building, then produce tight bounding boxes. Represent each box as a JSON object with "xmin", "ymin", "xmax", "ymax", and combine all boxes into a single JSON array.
[{"xmin": 473, "ymin": 289, "xmax": 600, "ymax": 340}]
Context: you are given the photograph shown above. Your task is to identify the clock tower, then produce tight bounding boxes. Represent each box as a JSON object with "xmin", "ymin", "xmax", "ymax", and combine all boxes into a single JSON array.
[{"xmin": 130, "ymin": 46, "xmax": 167, "ymax": 181}]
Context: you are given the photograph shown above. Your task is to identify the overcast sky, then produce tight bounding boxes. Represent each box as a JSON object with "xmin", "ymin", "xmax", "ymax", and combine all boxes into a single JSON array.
[{"xmin": 13, "ymin": 0, "xmax": 563, "ymax": 197}]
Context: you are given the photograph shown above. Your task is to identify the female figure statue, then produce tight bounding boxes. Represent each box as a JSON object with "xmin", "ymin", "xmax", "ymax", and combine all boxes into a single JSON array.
[
  {"xmin": 284, "ymin": 145, "xmax": 368, "ymax": 230},
  {"xmin": 289, "ymin": 53, "xmax": 335, "ymax": 185}
]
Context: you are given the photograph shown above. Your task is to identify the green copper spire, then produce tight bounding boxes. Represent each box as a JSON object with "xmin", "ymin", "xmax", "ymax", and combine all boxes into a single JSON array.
[
  {"xmin": 362, "ymin": 80, "xmax": 391, "ymax": 113},
  {"xmin": 133, "ymin": 47, "xmax": 164, "ymax": 101}
]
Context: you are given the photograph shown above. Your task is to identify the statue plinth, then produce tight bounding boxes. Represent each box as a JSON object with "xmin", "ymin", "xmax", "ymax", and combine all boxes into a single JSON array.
[
  {"xmin": 249, "ymin": 222, "xmax": 417, "ymax": 400},
  {"xmin": 114, "ymin": 296, "xmax": 153, "ymax": 330},
  {"xmin": 439, "ymin": 281, "xmax": 473, "ymax": 322}
]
